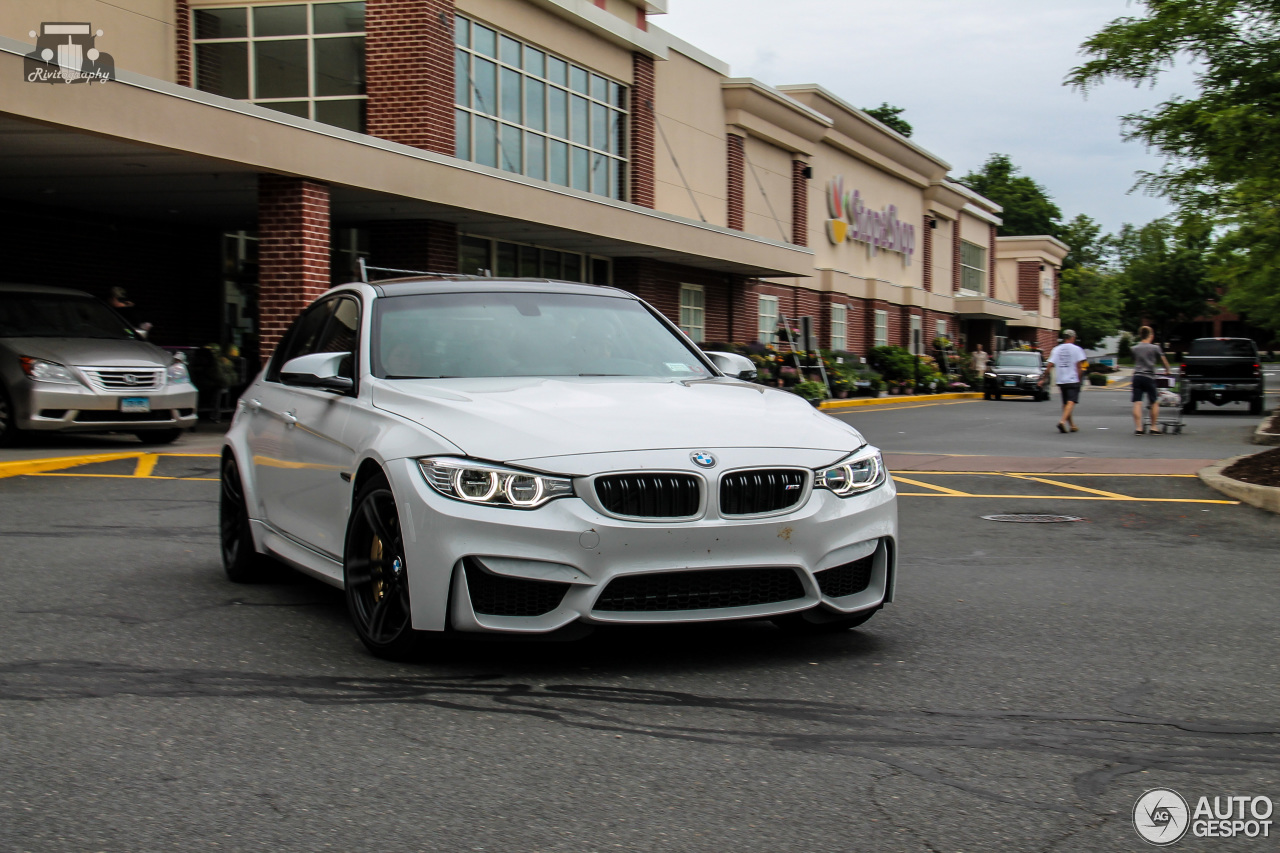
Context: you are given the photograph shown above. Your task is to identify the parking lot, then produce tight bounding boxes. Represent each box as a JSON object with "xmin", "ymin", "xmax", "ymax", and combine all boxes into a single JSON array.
[{"xmin": 1, "ymin": 382, "xmax": 1278, "ymax": 852}]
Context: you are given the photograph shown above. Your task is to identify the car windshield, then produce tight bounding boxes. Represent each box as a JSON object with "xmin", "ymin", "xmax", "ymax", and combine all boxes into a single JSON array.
[
  {"xmin": 993, "ymin": 353, "xmax": 1040, "ymax": 368},
  {"xmin": 372, "ymin": 290, "xmax": 712, "ymax": 380},
  {"xmin": 0, "ymin": 292, "xmax": 135, "ymax": 339},
  {"xmin": 1188, "ymin": 339, "xmax": 1256, "ymax": 358}
]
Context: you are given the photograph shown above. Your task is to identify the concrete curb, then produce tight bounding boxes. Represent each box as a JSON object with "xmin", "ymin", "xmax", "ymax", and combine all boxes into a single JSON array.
[
  {"xmin": 819, "ymin": 392, "xmax": 982, "ymax": 411},
  {"xmin": 1198, "ymin": 453, "xmax": 1280, "ymax": 515},
  {"xmin": 1253, "ymin": 414, "xmax": 1280, "ymax": 446}
]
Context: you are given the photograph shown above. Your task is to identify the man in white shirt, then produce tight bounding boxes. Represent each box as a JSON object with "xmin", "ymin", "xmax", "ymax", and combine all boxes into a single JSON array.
[{"xmin": 1039, "ymin": 329, "xmax": 1089, "ymax": 433}]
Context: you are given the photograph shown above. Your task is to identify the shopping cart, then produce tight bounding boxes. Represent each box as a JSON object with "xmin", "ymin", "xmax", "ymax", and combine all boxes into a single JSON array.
[{"xmin": 1154, "ymin": 372, "xmax": 1184, "ymax": 434}]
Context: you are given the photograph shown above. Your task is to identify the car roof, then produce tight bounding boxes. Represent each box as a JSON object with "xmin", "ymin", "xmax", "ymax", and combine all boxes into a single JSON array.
[
  {"xmin": 0, "ymin": 283, "xmax": 96, "ymax": 297},
  {"xmin": 363, "ymin": 276, "xmax": 636, "ymax": 300}
]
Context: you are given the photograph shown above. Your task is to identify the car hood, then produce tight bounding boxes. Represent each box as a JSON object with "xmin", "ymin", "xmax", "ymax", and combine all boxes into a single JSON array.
[
  {"xmin": 1, "ymin": 337, "xmax": 171, "ymax": 367},
  {"xmin": 372, "ymin": 376, "xmax": 864, "ymax": 462}
]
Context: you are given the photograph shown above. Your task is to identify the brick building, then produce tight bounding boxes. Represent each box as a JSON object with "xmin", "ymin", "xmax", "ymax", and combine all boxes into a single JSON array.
[{"xmin": 0, "ymin": 0, "xmax": 1061, "ymax": 366}]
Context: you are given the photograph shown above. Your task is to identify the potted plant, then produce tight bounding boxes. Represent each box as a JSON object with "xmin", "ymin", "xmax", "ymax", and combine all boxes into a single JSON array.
[
  {"xmin": 791, "ymin": 380, "xmax": 828, "ymax": 407},
  {"xmin": 1088, "ymin": 372, "xmax": 1108, "ymax": 386}
]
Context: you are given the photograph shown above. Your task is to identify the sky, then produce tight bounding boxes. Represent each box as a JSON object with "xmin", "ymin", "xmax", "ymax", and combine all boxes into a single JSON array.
[{"xmin": 656, "ymin": 0, "xmax": 1197, "ymax": 236}]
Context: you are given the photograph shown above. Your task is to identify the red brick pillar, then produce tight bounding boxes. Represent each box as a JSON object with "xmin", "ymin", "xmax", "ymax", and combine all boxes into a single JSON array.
[
  {"xmin": 791, "ymin": 160, "xmax": 809, "ymax": 247},
  {"xmin": 951, "ymin": 220, "xmax": 961, "ymax": 293},
  {"xmin": 367, "ymin": 221, "xmax": 458, "ymax": 275},
  {"xmin": 726, "ymin": 134, "xmax": 745, "ymax": 231},
  {"xmin": 175, "ymin": 0, "xmax": 192, "ymax": 87},
  {"xmin": 988, "ymin": 224, "xmax": 997, "ymax": 297},
  {"xmin": 366, "ymin": 0, "xmax": 455, "ymax": 154},
  {"xmin": 921, "ymin": 215, "xmax": 934, "ymax": 292},
  {"xmin": 728, "ymin": 275, "xmax": 756, "ymax": 344},
  {"xmin": 630, "ymin": 53, "xmax": 656, "ymax": 208},
  {"xmin": 258, "ymin": 175, "xmax": 331, "ymax": 356},
  {"xmin": 1017, "ymin": 260, "xmax": 1040, "ymax": 311}
]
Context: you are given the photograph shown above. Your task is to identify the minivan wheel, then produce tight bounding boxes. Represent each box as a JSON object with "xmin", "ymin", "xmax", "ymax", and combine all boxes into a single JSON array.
[
  {"xmin": 344, "ymin": 474, "xmax": 423, "ymax": 660},
  {"xmin": 0, "ymin": 386, "xmax": 19, "ymax": 447}
]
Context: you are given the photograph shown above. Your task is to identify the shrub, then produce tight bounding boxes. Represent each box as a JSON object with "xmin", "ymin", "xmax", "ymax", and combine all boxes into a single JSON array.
[{"xmin": 791, "ymin": 381, "xmax": 828, "ymax": 403}]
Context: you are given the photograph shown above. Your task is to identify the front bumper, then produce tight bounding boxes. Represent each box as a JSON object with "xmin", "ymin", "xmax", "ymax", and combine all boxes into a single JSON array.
[
  {"xmin": 386, "ymin": 456, "xmax": 898, "ymax": 634},
  {"xmin": 15, "ymin": 378, "xmax": 198, "ymax": 432},
  {"xmin": 985, "ymin": 375, "xmax": 1040, "ymax": 395}
]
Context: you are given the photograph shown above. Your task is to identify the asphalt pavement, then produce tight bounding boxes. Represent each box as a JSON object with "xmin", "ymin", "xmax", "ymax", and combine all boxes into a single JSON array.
[{"xmin": 1, "ymin": 388, "xmax": 1278, "ymax": 852}]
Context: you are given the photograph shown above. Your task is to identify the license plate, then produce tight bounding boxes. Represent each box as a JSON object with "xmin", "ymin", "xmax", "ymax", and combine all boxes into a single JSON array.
[
  {"xmin": 1211, "ymin": 384, "xmax": 1226, "ymax": 390},
  {"xmin": 120, "ymin": 397, "xmax": 150, "ymax": 413},
  {"xmin": 1004, "ymin": 381, "xmax": 1016, "ymax": 387}
]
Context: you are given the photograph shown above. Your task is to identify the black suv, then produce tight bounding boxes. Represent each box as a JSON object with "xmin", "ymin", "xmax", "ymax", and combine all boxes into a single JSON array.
[{"xmin": 983, "ymin": 351, "xmax": 1049, "ymax": 401}]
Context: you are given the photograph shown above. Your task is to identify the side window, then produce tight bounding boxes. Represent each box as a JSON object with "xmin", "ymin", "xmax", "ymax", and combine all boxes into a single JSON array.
[
  {"xmin": 268, "ymin": 300, "xmax": 335, "ymax": 382},
  {"xmin": 313, "ymin": 297, "xmax": 361, "ymax": 380}
]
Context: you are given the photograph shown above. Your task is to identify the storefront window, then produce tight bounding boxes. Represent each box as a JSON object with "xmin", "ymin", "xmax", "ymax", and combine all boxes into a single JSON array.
[
  {"xmin": 874, "ymin": 310, "xmax": 888, "ymax": 348},
  {"xmin": 960, "ymin": 240, "xmax": 986, "ymax": 294},
  {"xmin": 454, "ymin": 14, "xmax": 627, "ymax": 200},
  {"xmin": 679, "ymin": 285, "xmax": 705, "ymax": 343},
  {"xmin": 193, "ymin": 2, "xmax": 366, "ymax": 132},
  {"xmin": 757, "ymin": 295, "xmax": 779, "ymax": 345},
  {"xmin": 830, "ymin": 303, "xmax": 847, "ymax": 351},
  {"xmin": 910, "ymin": 315, "xmax": 922, "ymax": 354},
  {"xmin": 458, "ymin": 234, "xmax": 610, "ymax": 284}
]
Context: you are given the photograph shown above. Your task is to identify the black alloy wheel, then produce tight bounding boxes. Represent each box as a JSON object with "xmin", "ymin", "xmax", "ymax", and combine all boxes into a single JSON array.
[
  {"xmin": 344, "ymin": 475, "xmax": 422, "ymax": 659},
  {"xmin": 0, "ymin": 385, "xmax": 18, "ymax": 446},
  {"xmin": 220, "ymin": 455, "xmax": 273, "ymax": 582}
]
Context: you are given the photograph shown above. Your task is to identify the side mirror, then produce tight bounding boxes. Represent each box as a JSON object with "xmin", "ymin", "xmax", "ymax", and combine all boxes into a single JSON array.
[
  {"xmin": 705, "ymin": 351, "xmax": 757, "ymax": 382},
  {"xmin": 280, "ymin": 352, "xmax": 354, "ymax": 392}
]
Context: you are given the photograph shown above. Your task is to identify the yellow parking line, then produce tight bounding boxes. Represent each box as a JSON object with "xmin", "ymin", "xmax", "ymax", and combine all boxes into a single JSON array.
[
  {"xmin": 31, "ymin": 473, "xmax": 218, "ymax": 481},
  {"xmin": 892, "ymin": 476, "xmax": 974, "ymax": 497},
  {"xmin": 133, "ymin": 454, "xmax": 159, "ymax": 478},
  {"xmin": 897, "ymin": 492, "xmax": 1237, "ymax": 504},
  {"xmin": 1004, "ymin": 473, "xmax": 1135, "ymax": 500},
  {"xmin": 0, "ymin": 451, "xmax": 145, "ymax": 479}
]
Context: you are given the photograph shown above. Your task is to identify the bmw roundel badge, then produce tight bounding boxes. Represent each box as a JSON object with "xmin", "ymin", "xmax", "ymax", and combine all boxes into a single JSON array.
[{"xmin": 691, "ymin": 451, "xmax": 717, "ymax": 468}]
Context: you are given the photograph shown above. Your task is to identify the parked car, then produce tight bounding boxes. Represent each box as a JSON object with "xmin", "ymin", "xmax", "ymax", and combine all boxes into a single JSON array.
[
  {"xmin": 0, "ymin": 284, "xmax": 197, "ymax": 445},
  {"xmin": 1180, "ymin": 337, "xmax": 1266, "ymax": 414},
  {"xmin": 983, "ymin": 351, "xmax": 1049, "ymax": 401},
  {"xmin": 221, "ymin": 279, "xmax": 898, "ymax": 658}
]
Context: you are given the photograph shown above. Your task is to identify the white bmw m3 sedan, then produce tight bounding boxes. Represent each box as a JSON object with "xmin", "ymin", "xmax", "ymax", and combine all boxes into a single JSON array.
[{"xmin": 221, "ymin": 278, "xmax": 897, "ymax": 658}]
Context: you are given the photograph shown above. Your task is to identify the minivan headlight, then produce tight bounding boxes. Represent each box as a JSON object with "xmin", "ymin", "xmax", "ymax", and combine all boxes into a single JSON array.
[
  {"xmin": 418, "ymin": 458, "xmax": 575, "ymax": 509},
  {"xmin": 167, "ymin": 360, "xmax": 190, "ymax": 384},
  {"xmin": 18, "ymin": 356, "xmax": 81, "ymax": 385},
  {"xmin": 814, "ymin": 446, "xmax": 887, "ymax": 496}
]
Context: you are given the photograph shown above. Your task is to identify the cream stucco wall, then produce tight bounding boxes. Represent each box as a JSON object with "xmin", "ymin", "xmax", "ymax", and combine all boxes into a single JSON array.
[
  {"xmin": 741, "ymin": 134, "xmax": 792, "ymax": 243},
  {"xmin": 993, "ymin": 257, "xmax": 1020, "ymax": 305},
  {"xmin": 652, "ymin": 49, "xmax": 727, "ymax": 226},
  {"xmin": 2, "ymin": 0, "xmax": 176, "ymax": 81},
  {"xmin": 807, "ymin": 145, "xmax": 925, "ymax": 291},
  {"xmin": 458, "ymin": 0, "xmax": 633, "ymax": 82}
]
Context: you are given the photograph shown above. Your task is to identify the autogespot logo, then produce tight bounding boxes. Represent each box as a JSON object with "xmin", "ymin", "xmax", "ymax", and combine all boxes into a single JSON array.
[
  {"xmin": 1134, "ymin": 788, "xmax": 1190, "ymax": 846},
  {"xmin": 24, "ymin": 23, "xmax": 115, "ymax": 84}
]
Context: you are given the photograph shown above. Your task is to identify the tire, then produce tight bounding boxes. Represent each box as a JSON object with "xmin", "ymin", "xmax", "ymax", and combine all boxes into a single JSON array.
[
  {"xmin": 220, "ymin": 455, "xmax": 275, "ymax": 583},
  {"xmin": 1183, "ymin": 396, "xmax": 1198, "ymax": 414},
  {"xmin": 774, "ymin": 607, "xmax": 879, "ymax": 635},
  {"xmin": 983, "ymin": 391, "xmax": 992, "ymax": 401},
  {"xmin": 994, "ymin": 392, "xmax": 1003, "ymax": 401},
  {"xmin": 135, "ymin": 428, "xmax": 184, "ymax": 445},
  {"xmin": 1250, "ymin": 395, "xmax": 1264, "ymax": 416},
  {"xmin": 344, "ymin": 474, "xmax": 424, "ymax": 660},
  {"xmin": 0, "ymin": 385, "xmax": 20, "ymax": 447}
]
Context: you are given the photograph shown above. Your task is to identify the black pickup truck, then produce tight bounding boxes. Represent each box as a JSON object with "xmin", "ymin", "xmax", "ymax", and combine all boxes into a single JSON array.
[{"xmin": 1180, "ymin": 337, "xmax": 1266, "ymax": 414}]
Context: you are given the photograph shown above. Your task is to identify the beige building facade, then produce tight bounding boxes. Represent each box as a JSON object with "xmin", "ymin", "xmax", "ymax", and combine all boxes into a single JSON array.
[{"xmin": 0, "ymin": 0, "xmax": 1061, "ymax": 367}]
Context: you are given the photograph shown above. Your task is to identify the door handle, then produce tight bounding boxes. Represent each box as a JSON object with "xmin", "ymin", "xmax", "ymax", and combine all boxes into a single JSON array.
[
  {"xmin": 246, "ymin": 398, "xmax": 262, "ymax": 412},
  {"xmin": 282, "ymin": 410, "xmax": 298, "ymax": 426}
]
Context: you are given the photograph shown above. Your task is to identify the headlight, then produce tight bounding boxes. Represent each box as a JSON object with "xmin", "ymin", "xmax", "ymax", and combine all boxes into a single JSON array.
[
  {"xmin": 814, "ymin": 446, "xmax": 887, "ymax": 497},
  {"xmin": 984, "ymin": 372, "xmax": 997, "ymax": 380},
  {"xmin": 418, "ymin": 457, "xmax": 575, "ymax": 509},
  {"xmin": 167, "ymin": 360, "xmax": 190, "ymax": 384},
  {"xmin": 18, "ymin": 356, "xmax": 81, "ymax": 385}
]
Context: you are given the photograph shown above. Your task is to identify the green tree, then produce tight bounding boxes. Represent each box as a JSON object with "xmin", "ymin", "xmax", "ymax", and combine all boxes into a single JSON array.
[
  {"xmin": 1068, "ymin": 0, "xmax": 1280, "ymax": 333},
  {"xmin": 1112, "ymin": 216, "xmax": 1216, "ymax": 340},
  {"xmin": 1059, "ymin": 266, "xmax": 1125, "ymax": 348},
  {"xmin": 959, "ymin": 154, "xmax": 1062, "ymax": 237},
  {"xmin": 862, "ymin": 102, "xmax": 912, "ymax": 137},
  {"xmin": 1058, "ymin": 213, "xmax": 1109, "ymax": 271}
]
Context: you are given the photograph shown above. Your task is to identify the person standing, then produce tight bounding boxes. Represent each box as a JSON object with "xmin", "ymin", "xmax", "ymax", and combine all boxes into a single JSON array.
[
  {"xmin": 1131, "ymin": 325, "xmax": 1172, "ymax": 435},
  {"xmin": 1040, "ymin": 329, "xmax": 1088, "ymax": 433},
  {"xmin": 971, "ymin": 344, "xmax": 989, "ymax": 376}
]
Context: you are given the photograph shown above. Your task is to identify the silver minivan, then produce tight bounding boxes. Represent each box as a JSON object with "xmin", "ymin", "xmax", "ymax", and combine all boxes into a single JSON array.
[{"xmin": 0, "ymin": 284, "xmax": 198, "ymax": 445}]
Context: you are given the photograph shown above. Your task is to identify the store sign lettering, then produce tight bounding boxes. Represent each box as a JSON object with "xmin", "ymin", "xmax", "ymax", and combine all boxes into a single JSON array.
[{"xmin": 825, "ymin": 176, "xmax": 915, "ymax": 265}]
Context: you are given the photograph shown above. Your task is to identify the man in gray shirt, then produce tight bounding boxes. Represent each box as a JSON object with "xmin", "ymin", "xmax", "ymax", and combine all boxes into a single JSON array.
[{"xmin": 1132, "ymin": 326, "xmax": 1172, "ymax": 434}]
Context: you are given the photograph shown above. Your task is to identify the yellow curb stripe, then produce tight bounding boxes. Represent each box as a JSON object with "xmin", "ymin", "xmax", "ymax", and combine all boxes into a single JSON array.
[
  {"xmin": 0, "ymin": 451, "xmax": 145, "ymax": 479},
  {"xmin": 1003, "ymin": 473, "xmax": 1136, "ymax": 500},
  {"xmin": 819, "ymin": 392, "xmax": 983, "ymax": 411},
  {"xmin": 133, "ymin": 454, "xmax": 160, "ymax": 478},
  {"xmin": 846, "ymin": 400, "xmax": 979, "ymax": 413},
  {"xmin": 897, "ymin": 493, "xmax": 1238, "ymax": 504},
  {"xmin": 892, "ymin": 476, "xmax": 974, "ymax": 497}
]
